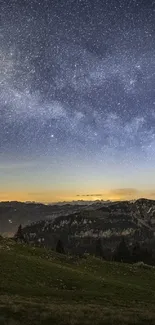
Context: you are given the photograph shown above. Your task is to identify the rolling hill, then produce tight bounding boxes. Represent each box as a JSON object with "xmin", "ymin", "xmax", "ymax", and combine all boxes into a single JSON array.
[
  {"xmin": 0, "ymin": 200, "xmax": 91, "ymax": 236},
  {"xmin": 2, "ymin": 198, "xmax": 155, "ymax": 257},
  {"xmin": 23, "ymin": 198, "xmax": 155, "ymax": 255},
  {"xmin": 0, "ymin": 237, "xmax": 155, "ymax": 324}
]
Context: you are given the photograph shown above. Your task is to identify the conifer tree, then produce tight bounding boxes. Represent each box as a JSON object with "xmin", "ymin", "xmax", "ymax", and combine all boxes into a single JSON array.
[
  {"xmin": 14, "ymin": 224, "xmax": 25, "ymax": 243},
  {"xmin": 56, "ymin": 239, "xmax": 65, "ymax": 254},
  {"xmin": 114, "ymin": 237, "xmax": 131, "ymax": 263},
  {"xmin": 95, "ymin": 238, "xmax": 104, "ymax": 258}
]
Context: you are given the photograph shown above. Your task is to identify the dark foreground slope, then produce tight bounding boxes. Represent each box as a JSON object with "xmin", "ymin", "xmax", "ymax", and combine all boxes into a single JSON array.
[{"xmin": 0, "ymin": 238, "xmax": 155, "ymax": 324}]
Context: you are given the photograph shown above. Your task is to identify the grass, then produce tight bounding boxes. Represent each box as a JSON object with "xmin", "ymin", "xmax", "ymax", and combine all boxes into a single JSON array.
[{"xmin": 0, "ymin": 238, "xmax": 155, "ymax": 324}]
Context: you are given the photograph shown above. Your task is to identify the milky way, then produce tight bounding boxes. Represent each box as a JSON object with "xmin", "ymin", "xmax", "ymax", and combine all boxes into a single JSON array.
[{"xmin": 1, "ymin": 1, "xmax": 155, "ymax": 176}]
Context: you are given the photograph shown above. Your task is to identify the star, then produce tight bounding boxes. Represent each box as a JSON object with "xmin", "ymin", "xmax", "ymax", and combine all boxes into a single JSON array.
[{"xmin": 1, "ymin": 0, "xmax": 155, "ymax": 202}]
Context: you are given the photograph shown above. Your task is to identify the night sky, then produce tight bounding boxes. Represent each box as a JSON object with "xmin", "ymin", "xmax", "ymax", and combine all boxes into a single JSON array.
[{"xmin": 1, "ymin": 0, "xmax": 155, "ymax": 202}]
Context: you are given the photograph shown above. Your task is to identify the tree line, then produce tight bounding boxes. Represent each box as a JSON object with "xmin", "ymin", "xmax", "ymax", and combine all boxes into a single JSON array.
[
  {"xmin": 96, "ymin": 236, "xmax": 154, "ymax": 265},
  {"xmin": 14, "ymin": 224, "xmax": 154, "ymax": 265},
  {"xmin": 14, "ymin": 224, "xmax": 65, "ymax": 254}
]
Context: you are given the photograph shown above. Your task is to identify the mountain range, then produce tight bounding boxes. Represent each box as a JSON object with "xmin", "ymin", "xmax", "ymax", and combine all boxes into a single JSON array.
[
  {"xmin": 0, "ymin": 200, "xmax": 93, "ymax": 236},
  {"xmin": 1, "ymin": 198, "xmax": 155, "ymax": 255}
]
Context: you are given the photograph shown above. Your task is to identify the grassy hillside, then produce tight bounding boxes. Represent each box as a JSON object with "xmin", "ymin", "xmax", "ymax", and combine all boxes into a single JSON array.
[{"xmin": 0, "ymin": 238, "xmax": 155, "ymax": 324}]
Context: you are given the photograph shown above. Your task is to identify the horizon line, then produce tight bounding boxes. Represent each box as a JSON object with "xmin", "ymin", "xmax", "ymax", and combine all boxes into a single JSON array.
[{"xmin": 0, "ymin": 197, "xmax": 152, "ymax": 205}]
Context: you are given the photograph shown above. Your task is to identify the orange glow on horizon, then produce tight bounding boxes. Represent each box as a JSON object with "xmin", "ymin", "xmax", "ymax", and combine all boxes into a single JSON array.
[{"xmin": 1, "ymin": 188, "xmax": 155, "ymax": 203}]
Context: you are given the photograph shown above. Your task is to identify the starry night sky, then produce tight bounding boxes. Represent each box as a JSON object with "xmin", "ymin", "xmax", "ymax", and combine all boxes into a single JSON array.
[{"xmin": 1, "ymin": 0, "xmax": 155, "ymax": 202}]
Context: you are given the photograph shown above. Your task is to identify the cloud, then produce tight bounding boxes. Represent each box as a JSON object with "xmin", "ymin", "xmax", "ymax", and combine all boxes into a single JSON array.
[
  {"xmin": 110, "ymin": 188, "xmax": 139, "ymax": 196},
  {"xmin": 77, "ymin": 194, "xmax": 103, "ymax": 197},
  {"xmin": 107, "ymin": 188, "xmax": 155, "ymax": 201},
  {"xmin": 76, "ymin": 189, "xmax": 155, "ymax": 201}
]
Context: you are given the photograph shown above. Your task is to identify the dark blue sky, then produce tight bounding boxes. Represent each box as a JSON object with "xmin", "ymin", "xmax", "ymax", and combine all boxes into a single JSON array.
[{"xmin": 0, "ymin": 0, "xmax": 155, "ymax": 202}]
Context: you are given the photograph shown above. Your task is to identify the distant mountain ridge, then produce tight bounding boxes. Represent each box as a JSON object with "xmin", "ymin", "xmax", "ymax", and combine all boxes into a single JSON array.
[
  {"xmin": 0, "ymin": 200, "xmax": 113, "ymax": 235},
  {"xmin": 20, "ymin": 198, "xmax": 155, "ymax": 255},
  {"xmin": 0, "ymin": 200, "xmax": 94, "ymax": 235},
  {"xmin": 2, "ymin": 198, "xmax": 155, "ymax": 254}
]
